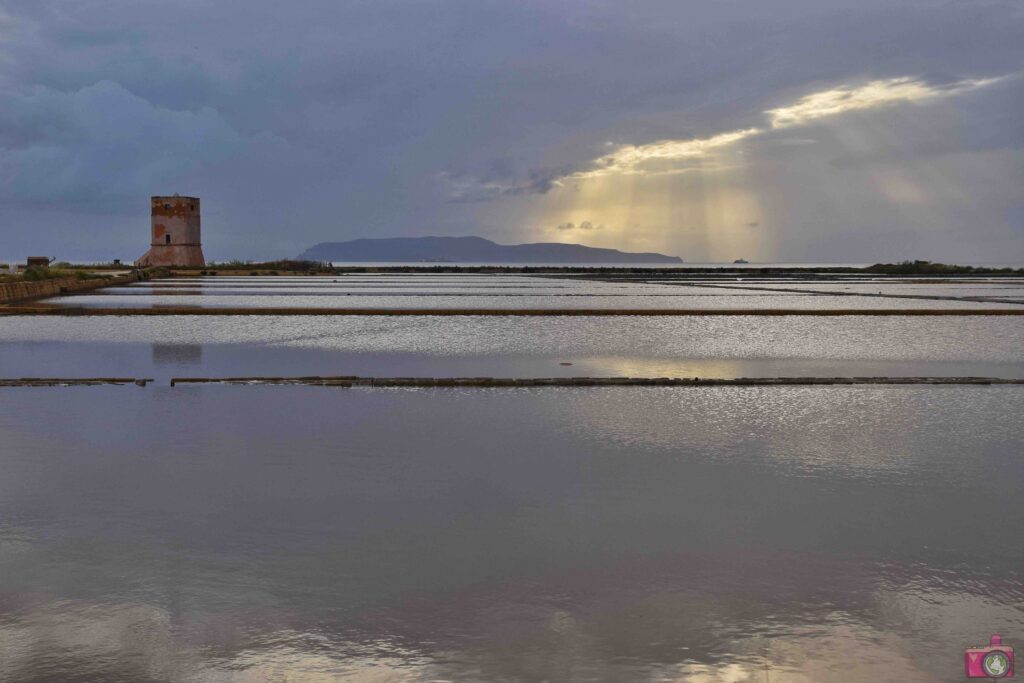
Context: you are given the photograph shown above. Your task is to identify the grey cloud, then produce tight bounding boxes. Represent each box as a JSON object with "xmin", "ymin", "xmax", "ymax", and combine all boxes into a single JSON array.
[
  {"xmin": 556, "ymin": 221, "xmax": 603, "ymax": 231},
  {"xmin": 0, "ymin": 0, "xmax": 1021, "ymax": 260},
  {"xmin": 441, "ymin": 165, "xmax": 572, "ymax": 203},
  {"xmin": 820, "ymin": 76, "xmax": 1024, "ymax": 167},
  {"xmin": 0, "ymin": 80, "xmax": 247, "ymax": 207},
  {"xmin": 742, "ymin": 78, "xmax": 1024, "ymax": 261}
]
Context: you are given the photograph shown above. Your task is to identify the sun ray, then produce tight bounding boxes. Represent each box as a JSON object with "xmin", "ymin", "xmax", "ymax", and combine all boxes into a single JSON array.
[{"xmin": 525, "ymin": 75, "xmax": 1001, "ymax": 260}]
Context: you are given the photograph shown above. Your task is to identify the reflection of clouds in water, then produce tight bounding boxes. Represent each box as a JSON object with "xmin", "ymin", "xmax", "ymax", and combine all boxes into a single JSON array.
[
  {"xmin": 874, "ymin": 582, "xmax": 1024, "ymax": 652},
  {"xmin": 151, "ymin": 343, "xmax": 203, "ymax": 365},
  {"xmin": 1, "ymin": 316, "xmax": 1022, "ymax": 363},
  {"xmin": 2, "ymin": 521, "xmax": 1020, "ymax": 681},
  {"xmin": 39, "ymin": 292, "xmax": 1018, "ymax": 310},
  {"xmin": 652, "ymin": 628, "xmax": 933, "ymax": 681},
  {"xmin": 555, "ymin": 386, "xmax": 1023, "ymax": 479},
  {"xmin": 1, "ymin": 387, "xmax": 1021, "ymax": 681},
  {"xmin": 0, "ymin": 599, "xmax": 434, "ymax": 682},
  {"xmin": 569, "ymin": 356, "xmax": 750, "ymax": 380},
  {"xmin": 0, "ymin": 593, "xmax": 960, "ymax": 681},
  {"xmin": 202, "ymin": 636, "xmax": 433, "ymax": 683},
  {"xmin": 0, "ymin": 601, "xmax": 182, "ymax": 680}
]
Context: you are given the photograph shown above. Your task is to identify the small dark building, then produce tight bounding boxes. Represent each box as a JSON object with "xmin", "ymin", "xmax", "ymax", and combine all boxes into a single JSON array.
[{"xmin": 26, "ymin": 257, "xmax": 52, "ymax": 268}]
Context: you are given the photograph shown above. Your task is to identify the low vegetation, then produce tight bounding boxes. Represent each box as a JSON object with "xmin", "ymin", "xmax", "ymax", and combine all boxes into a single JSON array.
[
  {"xmin": 864, "ymin": 260, "xmax": 1024, "ymax": 275},
  {"xmin": 0, "ymin": 266, "xmax": 106, "ymax": 284},
  {"xmin": 198, "ymin": 259, "xmax": 331, "ymax": 275}
]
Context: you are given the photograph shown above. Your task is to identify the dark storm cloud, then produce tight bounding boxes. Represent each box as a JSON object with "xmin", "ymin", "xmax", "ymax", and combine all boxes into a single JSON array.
[
  {"xmin": 441, "ymin": 165, "xmax": 573, "ymax": 203},
  {"xmin": 0, "ymin": 80, "xmax": 247, "ymax": 205},
  {"xmin": 0, "ymin": 0, "xmax": 1022, "ymax": 260}
]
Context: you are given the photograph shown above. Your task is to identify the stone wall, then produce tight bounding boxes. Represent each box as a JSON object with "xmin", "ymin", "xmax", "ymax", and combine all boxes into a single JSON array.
[
  {"xmin": 0, "ymin": 272, "xmax": 143, "ymax": 304},
  {"xmin": 136, "ymin": 195, "xmax": 205, "ymax": 267}
]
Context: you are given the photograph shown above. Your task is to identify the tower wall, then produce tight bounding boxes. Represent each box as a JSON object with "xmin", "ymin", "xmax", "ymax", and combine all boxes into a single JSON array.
[{"xmin": 135, "ymin": 196, "xmax": 206, "ymax": 267}]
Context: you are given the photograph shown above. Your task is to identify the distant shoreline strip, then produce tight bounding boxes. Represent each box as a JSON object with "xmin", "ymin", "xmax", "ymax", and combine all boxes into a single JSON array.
[
  {"xmin": 2, "ymin": 306, "xmax": 1023, "ymax": 316},
  {"xmin": 2, "ymin": 377, "xmax": 1022, "ymax": 388},
  {"xmin": 168, "ymin": 376, "xmax": 1024, "ymax": 387}
]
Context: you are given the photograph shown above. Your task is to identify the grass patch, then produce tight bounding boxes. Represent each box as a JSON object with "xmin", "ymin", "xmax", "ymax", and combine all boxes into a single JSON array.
[
  {"xmin": 865, "ymin": 260, "xmax": 1024, "ymax": 275},
  {"xmin": 0, "ymin": 267, "xmax": 108, "ymax": 284}
]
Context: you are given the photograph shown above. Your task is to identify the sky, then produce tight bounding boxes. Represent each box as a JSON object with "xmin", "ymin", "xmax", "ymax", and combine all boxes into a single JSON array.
[{"xmin": 1, "ymin": 0, "xmax": 1022, "ymax": 263}]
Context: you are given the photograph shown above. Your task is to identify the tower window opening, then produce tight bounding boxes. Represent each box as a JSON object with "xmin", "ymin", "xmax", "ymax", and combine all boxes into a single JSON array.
[{"xmin": 165, "ymin": 235, "xmax": 171, "ymax": 244}]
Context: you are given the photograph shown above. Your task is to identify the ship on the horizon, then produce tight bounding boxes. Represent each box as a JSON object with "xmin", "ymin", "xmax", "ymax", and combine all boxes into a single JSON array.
[{"xmin": 733, "ymin": 258, "xmax": 749, "ymax": 264}]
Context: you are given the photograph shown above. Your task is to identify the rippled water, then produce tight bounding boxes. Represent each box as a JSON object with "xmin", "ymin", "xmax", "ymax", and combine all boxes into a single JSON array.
[
  {"xmin": 52, "ymin": 293, "xmax": 1024, "ymax": 309},
  {"xmin": 1, "ymin": 386, "xmax": 1022, "ymax": 681},
  {"xmin": 2, "ymin": 315, "xmax": 1023, "ymax": 380},
  {"xmin": 3, "ymin": 274, "xmax": 1023, "ymax": 682},
  {"xmin": 700, "ymin": 280, "xmax": 1024, "ymax": 301},
  {"xmin": 35, "ymin": 274, "xmax": 1024, "ymax": 309}
]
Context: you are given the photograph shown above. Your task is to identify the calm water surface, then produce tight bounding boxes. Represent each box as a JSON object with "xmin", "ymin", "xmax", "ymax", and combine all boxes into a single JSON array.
[
  {"xmin": 2, "ymin": 315, "xmax": 1023, "ymax": 379},
  {"xmin": 36, "ymin": 274, "xmax": 1024, "ymax": 310},
  {"xmin": 3, "ymin": 274, "xmax": 1023, "ymax": 682},
  {"xmin": 0, "ymin": 386, "xmax": 1022, "ymax": 681}
]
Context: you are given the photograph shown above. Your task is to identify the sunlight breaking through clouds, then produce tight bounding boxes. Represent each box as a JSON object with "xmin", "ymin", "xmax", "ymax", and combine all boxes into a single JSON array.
[
  {"xmin": 573, "ymin": 128, "xmax": 762, "ymax": 180},
  {"xmin": 766, "ymin": 76, "xmax": 1001, "ymax": 129},
  {"xmin": 558, "ymin": 76, "xmax": 1000, "ymax": 184}
]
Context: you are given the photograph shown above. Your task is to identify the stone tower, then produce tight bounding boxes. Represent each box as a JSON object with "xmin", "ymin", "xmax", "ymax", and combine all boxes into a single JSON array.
[{"xmin": 135, "ymin": 195, "xmax": 206, "ymax": 267}]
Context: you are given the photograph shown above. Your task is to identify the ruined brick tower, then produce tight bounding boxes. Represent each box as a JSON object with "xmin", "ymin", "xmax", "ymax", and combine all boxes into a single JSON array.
[{"xmin": 135, "ymin": 195, "xmax": 206, "ymax": 267}]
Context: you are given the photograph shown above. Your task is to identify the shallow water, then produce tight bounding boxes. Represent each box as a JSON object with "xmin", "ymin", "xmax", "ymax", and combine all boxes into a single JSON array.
[
  {"xmin": 0, "ymin": 385, "xmax": 1022, "ymax": 681},
  {"xmin": 3, "ymin": 273, "xmax": 1023, "ymax": 682},
  {"xmin": 58, "ymin": 292, "xmax": 1012, "ymax": 309},
  {"xmin": 2, "ymin": 315, "xmax": 1023, "ymax": 379},
  {"xmin": 4, "ymin": 313, "xmax": 1020, "ymax": 357},
  {"xmin": 698, "ymin": 281, "xmax": 1024, "ymax": 301},
  {"xmin": 35, "ymin": 274, "xmax": 1024, "ymax": 309}
]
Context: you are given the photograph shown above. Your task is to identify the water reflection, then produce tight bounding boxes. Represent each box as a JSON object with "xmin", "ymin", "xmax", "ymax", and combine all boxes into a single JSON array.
[
  {"xmin": 0, "ymin": 386, "xmax": 1021, "ymax": 681},
  {"xmin": 1, "ymin": 316, "xmax": 1022, "ymax": 380},
  {"xmin": 35, "ymin": 273, "xmax": 1024, "ymax": 311},
  {"xmin": 152, "ymin": 344, "xmax": 204, "ymax": 366},
  {"xmin": 39, "ymin": 292, "xmax": 1018, "ymax": 309}
]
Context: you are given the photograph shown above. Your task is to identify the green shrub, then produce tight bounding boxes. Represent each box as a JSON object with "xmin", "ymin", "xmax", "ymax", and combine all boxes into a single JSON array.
[{"xmin": 21, "ymin": 266, "xmax": 52, "ymax": 281}]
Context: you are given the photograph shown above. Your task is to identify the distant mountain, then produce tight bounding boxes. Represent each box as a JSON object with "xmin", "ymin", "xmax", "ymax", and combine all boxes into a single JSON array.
[{"xmin": 298, "ymin": 236, "xmax": 682, "ymax": 264}]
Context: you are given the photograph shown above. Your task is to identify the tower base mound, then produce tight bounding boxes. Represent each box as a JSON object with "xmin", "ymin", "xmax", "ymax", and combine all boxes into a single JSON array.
[{"xmin": 135, "ymin": 245, "xmax": 206, "ymax": 267}]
